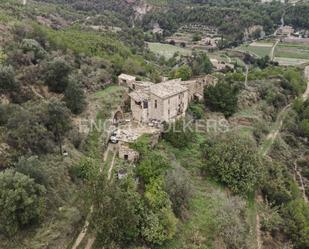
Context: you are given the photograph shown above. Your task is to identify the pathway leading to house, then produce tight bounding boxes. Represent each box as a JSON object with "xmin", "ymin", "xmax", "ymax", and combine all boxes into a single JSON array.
[
  {"xmin": 71, "ymin": 141, "xmax": 115, "ymax": 249},
  {"xmin": 82, "ymin": 144, "xmax": 116, "ymax": 249}
]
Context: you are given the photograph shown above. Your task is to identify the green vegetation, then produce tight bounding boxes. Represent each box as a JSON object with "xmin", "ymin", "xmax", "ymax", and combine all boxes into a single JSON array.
[
  {"xmin": 64, "ymin": 78, "xmax": 87, "ymax": 115},
  {"xmin": 0, "ymin": 169, "xmax": 46, "ymax": 236},
  {"xmin": 204, "ymin": 81, "xmax": 240, "ymax": 117},
  {"xmin": 239, "ymin": 44, "xmax": 272, "ymax": 58},
  {"xmin": 147, "ymin": 42, "xmax": 191, "ymax": 59},
  {"xmin": 0, "ymin": 0, "xmax": 309, "ymax": 248},
  {"xmin": 202, "ymin": 133, "xmax": 262, "ymax": 195},
  {"xmin": 275, "ymin": 43, "xmax": 309, "ymax": 60}
]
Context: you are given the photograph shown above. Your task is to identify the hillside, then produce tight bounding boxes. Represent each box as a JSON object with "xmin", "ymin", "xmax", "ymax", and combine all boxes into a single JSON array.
[{"xmin": 0, "ymin": 0, "xmax": 309, "ymax": 249}]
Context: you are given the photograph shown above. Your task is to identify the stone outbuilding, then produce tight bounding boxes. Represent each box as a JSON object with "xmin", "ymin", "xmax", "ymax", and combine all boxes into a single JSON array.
[
  {"xmin": 118, "ymin": 142, "xmax": 139, "ymax": 162},
  {"xmin": 118, "ymin": 74, "xmax": 136, "ymax": 88}
]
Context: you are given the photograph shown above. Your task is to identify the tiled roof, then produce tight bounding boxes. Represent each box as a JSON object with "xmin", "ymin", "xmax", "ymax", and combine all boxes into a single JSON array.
[
  {"xmin": 118, "ymin": 74, "xmax": 136, "ymax": 81},
  {"xmin": 149, "ymin": 79, "xmax": 187, "ymax": 98},
  {"xmin": 129, "ymin": 90, "xmax": 149, "ymax": 102}
]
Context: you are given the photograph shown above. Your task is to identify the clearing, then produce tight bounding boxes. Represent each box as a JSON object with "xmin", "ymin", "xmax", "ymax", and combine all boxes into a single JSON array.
[{"xmin": 147, "ymin": 42, "xmax": 192, "ymax": 59}]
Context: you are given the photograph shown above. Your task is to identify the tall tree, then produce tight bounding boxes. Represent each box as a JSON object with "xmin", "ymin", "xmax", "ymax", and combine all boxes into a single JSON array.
[
  {"xmin": 46, "ymin": 99, "xmax": 71, "ymax": 154},
  {"xmin": 64, "ymin": 78, "xmax": 87, "ymax": 115}
]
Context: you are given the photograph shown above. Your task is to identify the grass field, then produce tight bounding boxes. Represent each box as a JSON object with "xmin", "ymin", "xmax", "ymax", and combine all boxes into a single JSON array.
[
  {"xmin": 238, "ymin": 44, "xmax": 272, "ymax": 58},
  {"xmin": 147, "ymin": 42, "xmax": 192, "ymax": 59},
  {"xmin": 275, "ymin": 42, "xmax": 309, "ymax": 60}
]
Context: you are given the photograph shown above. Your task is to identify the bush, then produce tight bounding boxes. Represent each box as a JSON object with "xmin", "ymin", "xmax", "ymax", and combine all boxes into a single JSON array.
[
  {"xmin": 282, "ymin": 199, "xmax": 309, "ymax": 249},
  {"xmin": 15, "ymin": 156, "xmax": 48, "ymax": 186},
  {"xmin": 188, "ymin": 102, "xmax": 204, "ymax": 120},
  {"xmin": 0, "ymin": 65, "xmax": 19, "ymax": 93},
  {"xmin": 44, "ymin": 58, "xmax": 71, "ymax": 93},
  {"xmin": 0, "ymin": 169, "xmax": 46, "ymax": 236},
  {"xmin": 163, "ymin": 119, "xmax": 194, "ymax": 149},
  {"xmin": 20, "ymin": 39, "xmax": 46, "ymax": 63},
  {"xmin": 202, "ymin": 133, "xmax": 262, "ymax": 195},
  {"xmin": 6, "ymin": 106, "xmax": 54, "ymax": 154}
]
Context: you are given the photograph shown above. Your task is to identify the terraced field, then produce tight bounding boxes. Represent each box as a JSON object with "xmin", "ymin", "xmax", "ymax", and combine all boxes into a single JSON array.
[{"xmin": 274, "ymin": 42, "xmax": 309, "ymax": 65}]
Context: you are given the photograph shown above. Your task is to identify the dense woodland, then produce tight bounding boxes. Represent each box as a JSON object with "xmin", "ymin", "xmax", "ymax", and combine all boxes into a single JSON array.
[{"xmin": 0, "ymin": 0, "xmax": 309, "ymax": 249}]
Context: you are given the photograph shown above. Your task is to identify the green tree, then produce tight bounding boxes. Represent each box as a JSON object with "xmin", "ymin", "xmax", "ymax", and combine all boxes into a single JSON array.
[
  {"xmin": 142, "ymin": 178, "xmax": 178, "ymax": 245},
  {"xmin": 90, "ymin": 175, "xmax": 142, "ymax": 247},
  {"xmin": 202, "ymin": 133, "xmax": 262, "ymax": 195},
  {"xmin": 44, "ymin": 58, "xmax": 71, "ymax": 93},
  {"xmin": 190, "ymin": 52, "xmax": 213, "ymax": 75},
  {"xmin": 165, "ymin": 167, "xmax": 192, "ymax": 218},
  {"xmin": 204, "ymin": 81, "xmax": 239, "ymax": 117},
  {"xmin": 282, "ymin": 199, "xmax": 309, "ymax": 249},
  {"xmin": 0, "ymin": 65, "xmax": 19, "ymax": 93},
  {"xmin": 0, "ymin": 169, "xmax": 46, "ymax": 236},
  {"xmin": 7, "ymin": 106, "xmax": 54, "ymax": 154},
  {"xmin": 163, "ymin": 119, "xmax": 194, "ymax": 148},
  {"xmin": 172, "ymin": 65, "xmax": 192, "ymax": 81},
  {"xmin": 64, "ymin": 78, "xmax": 87, "ymax": 114},
  {"xmin": 46, "ymin": 99, "xmax": 71, "ymax": 154},
  {"xmin": 137, "ymin": 151, "xmax": 170, "ymax": 184}
]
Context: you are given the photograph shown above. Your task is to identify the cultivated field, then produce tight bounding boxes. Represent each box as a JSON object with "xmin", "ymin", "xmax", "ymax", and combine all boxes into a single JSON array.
[
  {"xmin": 238, "ymin": 42, "xmax": 273, "ymax": 58},
  {"xmin": 275, "ymin": 42, "xmax": 309, "ymax": 60}
]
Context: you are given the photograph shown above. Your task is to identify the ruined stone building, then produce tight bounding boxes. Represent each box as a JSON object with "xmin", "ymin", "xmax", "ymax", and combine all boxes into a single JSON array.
[{"xmin": 118, "ymin": 74, "xmax": 217, "ymax": 123}]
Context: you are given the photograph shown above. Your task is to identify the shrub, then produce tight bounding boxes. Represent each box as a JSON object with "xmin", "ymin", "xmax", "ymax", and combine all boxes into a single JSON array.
[
  {"xmin": 44, "ymin": 58, "xmax": 71, "ymax": 93},
  {"xmin": 0, "ymin": 65, "xmax": 19, "ymax": 93},
  {"xmin": 20, "ymin": 39, "xmax": 46, "ymax": 63},
  {"xmin": 0, "ymin": 169, "xmax": 46, "ymax": 236},
  {"xmin": 163, "ymin": 119, "xmax": 194, "ymax": 149},
  {"xmin": 282, "ymin": 199, "xmax": 309, "ymax": 249},
  {"xmin": 188, "ymin": 102, "xmax": 204, "ymax": 120},
  {"xmin": 202, "ymin": 133, "xmax": 262, "ymax": 195}
]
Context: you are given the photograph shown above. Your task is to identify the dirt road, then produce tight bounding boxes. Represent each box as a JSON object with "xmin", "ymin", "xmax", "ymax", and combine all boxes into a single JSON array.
[{"xmin": 71, "ymin": 142, "xmax": 116, "ymax": 249}]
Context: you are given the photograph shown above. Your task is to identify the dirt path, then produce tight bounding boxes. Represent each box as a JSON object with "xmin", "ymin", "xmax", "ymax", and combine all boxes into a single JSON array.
[
  {"xmin": 108, "ymin": 151, "xmax": 117, "ymax": 180},
  {"xmin": 270, "ymin": 39, "xmax": 279, "ymax": 61},
  {"xmin": 256, "ymin": 209, "xmax": 262, "ymax": 249},
  {"xmin": 71, "ymin": 142, "xmax": 115, "ymax": 249},
  {"xmin": 260, "ymin": 104, "xmax": 291, "ymax": 156},
  {"xmin": 294, "ymin": 158, "xmax": 308, "ymax": 203},
  {"xmin": 303, "ymin": 66, "xmax": 309, "ymax": 101}
]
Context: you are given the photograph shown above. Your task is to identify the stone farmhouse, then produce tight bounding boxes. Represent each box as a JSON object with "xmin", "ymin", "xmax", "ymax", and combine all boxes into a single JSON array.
[{"xmin": 118, "ymin": 74, "xmax": 217, "ymax": 124}]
